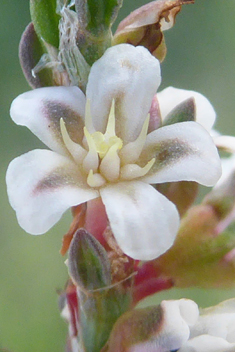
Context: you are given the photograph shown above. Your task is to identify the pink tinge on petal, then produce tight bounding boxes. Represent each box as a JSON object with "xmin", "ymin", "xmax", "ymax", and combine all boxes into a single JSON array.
[{"xmin": 148, "ymin": 94, "xmax": 162, "ymax": 133}]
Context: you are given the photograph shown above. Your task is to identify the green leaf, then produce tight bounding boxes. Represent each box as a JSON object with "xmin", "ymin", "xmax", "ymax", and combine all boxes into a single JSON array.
[
  {"xmin": 163, "ymin": 97, "xmax": 196, "ymax": 126},
  {"xmin": 30, "ymin": 0, "xmax": 60, "ymax": 47}
]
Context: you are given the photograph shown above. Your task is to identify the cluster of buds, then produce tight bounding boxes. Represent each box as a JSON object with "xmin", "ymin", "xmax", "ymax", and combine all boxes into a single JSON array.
[{"xmin": 6, "ymin": 0, "xmax": 235, "ymax": 351}]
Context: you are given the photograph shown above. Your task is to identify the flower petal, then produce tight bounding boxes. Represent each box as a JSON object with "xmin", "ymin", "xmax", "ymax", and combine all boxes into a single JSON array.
[
  {"xmin": 156, "ymin": 299, "xmax": 199, "ymax": 351},
  {"xmin": 140, "ymin": 121, "xmax": 221, "ymax": 187},
  {"xmin": 10, "ymin": 86, "xmax": 86, "ymax": 155},
  {"xmin": 6, "ymin": 149, "xmax": 98, "ymax": 234},
  {"xmin": 100, "ymin": 181, "xmax": 179, "ymax": 260},
  {"xmin": 190, "ymin": 299, "xmax": 235, "ymax": 343},
  {"xmin": 86, "ymin": 44, "xmax": 161, "ymax": 144},
  {"xmin": 178, "ymin": 335, "xmax": 235, "ymax": 352},
  {"xmin": 214, "ymin": 135, "xmax": 235, "ymax": 153},
  {"xmin": 157, "ymin": 87, "xmax": 216, "ymax": 131}
]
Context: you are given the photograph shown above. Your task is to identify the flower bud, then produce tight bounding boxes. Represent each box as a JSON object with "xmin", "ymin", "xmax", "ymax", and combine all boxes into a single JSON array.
[
  {"xmin": 67, "ymin": 229, "xmax": 132, "ymax": 352},
  {"xmin": 113, "ymin": 0, "xmax": 194, "ymax": 62},
  {"xmin": 68, "ymin": 228, "xmax": 112, "ymax": 291},
  {"xmin": 153, "ymin": 204, "xmax": 235, "ymax": 288}
]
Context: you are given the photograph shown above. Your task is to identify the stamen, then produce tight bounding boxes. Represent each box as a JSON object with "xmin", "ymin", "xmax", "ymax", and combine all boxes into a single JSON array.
[
  {"xmin": 60, "ymin": 118, "xmax": 86, "ymax": 163},
  {"xmin": 84, "ymin": 99, "xmax": 95, "ymax": 133},
  {"xmin": 120, "ymin": 114, "xmax": 150, "ymax": 165},
  {"xmin": 87, "ymin": 170, "xmax": 106, "ymax": 188},
  {"xmin": 120, "ymin": 157, "xmax": 155, "ymax": 180},
  {"xmin": 82, "ymin": 127, "xmax": 99, "ymax": 173},
  {"xmin": 100, "ymin": 142, "xmax": 121, "ymax": 182},
  {"xmin": 105, "ymin": 99, "xmax": 116, "ymax": 138}
]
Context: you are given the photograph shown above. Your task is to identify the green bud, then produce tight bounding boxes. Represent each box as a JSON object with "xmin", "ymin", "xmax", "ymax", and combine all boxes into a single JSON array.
[
  {"xmin": 68, "ymin": 228, "xmax": 112, "ymax": 291},
  {"xmin": 68, "ymin": 231, "xmax": 132, "ymax": 352}
]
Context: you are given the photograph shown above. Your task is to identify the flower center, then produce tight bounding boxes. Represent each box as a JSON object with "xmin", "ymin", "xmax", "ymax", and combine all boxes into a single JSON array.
[
  {"xmin": 60, "ymin": 99, "xmax": 155, "ymax": 188},
  {"xmin": 91, "ymin": 132, "xmax": 122, "ymax": 159},
  {"xmin": 82, "ymin": 100, "xmax": 123, "ymax": 185}
]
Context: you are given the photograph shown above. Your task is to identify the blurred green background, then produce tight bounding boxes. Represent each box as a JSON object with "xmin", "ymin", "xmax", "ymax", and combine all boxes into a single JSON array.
[{"xmin": 1, "ymin": 1, "xmax": 235, "ymax": 351}]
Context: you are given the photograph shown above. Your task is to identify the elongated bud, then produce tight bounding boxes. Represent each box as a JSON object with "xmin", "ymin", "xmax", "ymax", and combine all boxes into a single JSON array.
[
  {"xmin": 68, "ymin": 228, "xmax": 112, "ymax": 290},
  {"xmin": 113, "ymin": 0, "xmax": 194, "ymax": 62},
  {"xmin": 69, "ymin": 228, "xmax": 133, "ymax": 352},
  {"xmin": 153, "ymin": 204, "xmax": 235, "ymax": 288}
]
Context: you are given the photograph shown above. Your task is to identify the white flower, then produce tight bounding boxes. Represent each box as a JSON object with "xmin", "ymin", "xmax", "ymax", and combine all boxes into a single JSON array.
[
  {"xmin": 6, "ymin": 44, "xmax": 221, "ymax": 260},
  {"xmin": 178, "ymin": 299, "xmax": 235, "ymax": 352}
]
